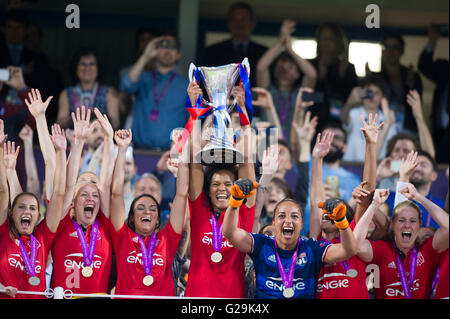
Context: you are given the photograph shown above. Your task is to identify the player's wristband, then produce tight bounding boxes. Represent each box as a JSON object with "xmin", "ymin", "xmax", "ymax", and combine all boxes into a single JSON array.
[{"xmin": 229, "ymin": 196, "xmax": 244, "ymax": 209}]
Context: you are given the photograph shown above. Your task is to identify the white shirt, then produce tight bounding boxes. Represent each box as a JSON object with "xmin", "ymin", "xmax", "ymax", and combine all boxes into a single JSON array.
[{"xmin": 343, "ymin": 106, "xmax": 398, "ymax": 162}]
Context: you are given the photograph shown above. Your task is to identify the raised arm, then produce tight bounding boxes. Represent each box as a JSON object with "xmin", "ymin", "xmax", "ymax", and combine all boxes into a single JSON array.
[
  {"xmin": 187, "ymin": 82, "xmax": 204, "ymax": 201},
  {"xmin": 319, "ymin": 199, "xmax": 358, "ymax": 263},
  {"xmin": 355, "ymin": 113, "xmax": 384, "ymax": 223},
  {"xmin": 233, "ymin": 85, "xmax": 257, "ymax": 208},
  {"xmin": 128, "ymin": 36, "xmax": 162, "ymax": 83},
  {"xmin": 46, "ymin": 124, "xmax": 67, "ymax": 233},
  {"xmin": 3, "ymin": 141, "xmax": 22, "ymax": 204},
  {"xmin": 254, "ymin": 145, "xmax": 279, "ymax": 232},
  {"xmin": 309, "ymin": 131, "xmax": 334, "ymax": 239},
  {"xmin": 406, "ymin": 90, "xmax": 435, "ymax": 158},
  {"xmin": 251, "ymin": 87, "xmax": 283, "ymax": 139},
  {"xmin": 62, "ymin": 106, "xmax": 92, "ymax": 218},
  {"xmin": 19, "ymin": 125, "xmax": 40, "ymax": 198},
  {"xmin": 105, "ymin": 88, "xmax": 120, "ymax": 129},
  {"xmin": 399, "ymin": 184, "xmax": 449, "ymax": 253},
  {"xmin": 0, "ymin": 120, "xmax": 9, "ymax": 226},
  {"xmin": 169, "ymin": 146, "xmax": 189, "ymax": 235},
  {"xmin": 353, "ymin": 189, "xmax": 390, "ymax": 263},
  {"xmin": 94, "ymin": 108, "xmax": 115, "ymax": 218},
  {"xmin": 376, "ymin": 98, "xmax": 396, "ymax": 159},
  {"xmin": 110, "ymin": 129, "xmax": 132, "ymax": 231},
  {"xmin": 290, "ymin": 87, "xmax": 315, "ymax": 159},
  {"xmin": 24, "ymin": 88, "xmax": 56, "ymax": 200},
  {"xmin": 222, "ymin": 179, "xmax": 257, "ymax": 253}
]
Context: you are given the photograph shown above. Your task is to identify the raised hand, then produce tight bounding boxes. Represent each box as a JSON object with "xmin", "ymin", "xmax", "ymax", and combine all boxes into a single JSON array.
[
  {"xmin": 360, "ymin": 112, "xmax": 384, "ymax": 145},
  {"xmin": 4, "ymin": 66, "xmax": 25, "ymax": 91},
  {"xmin": 399, "ymin": 150, "xmax": 419, "ymax": 182},
  {"xmin": 3, "ymin": 141, "xmax": 20, "ymax": 170},
  {"xmin": 252, "ymin": 87, "xmax": 274, "ymax": 109},
  {"xmin": 142, "ymin": 36, "xmax": 164, "ymax": 61},
  {"xmin": 24, "ymin": 88, "xmax": 53, "ymax": 118},
  {"xmin": 294, "ymin": 87, "xmax": 315, "ymax": 110},
  {"xmin": 50, "ymin": 124, "xmax": 67, "ymax": 151},
  {"xmin": 351, "ymin": 181, "xmax": 371, "ymax": 205},
  {"xmin": 72, "ymin": 105, "xmax": 92, "ymax": 141},
  {"xmin": 93, "ymin": 107, "xmax": 114, "ymax": 138},
  {"xmin": 187, "ymin": 81, "xmax": 203, "ymax": 107},
  {"xmin": 372, "ymin": 188, "xmax": 390, "ymax": 207},
  {"xmin": 18, "ymin": 124, "xmax": 33, "ymax": 145},
  {"xmin": 380, "ymin": 97, "xmax": 395, "ymax": 125},
  {"xmin": 231, "ymin": 84, "xmax": 246, "ymax": 108},
  {"xmin": 398, "ymin": 183, "xmax": 421, "ymax": 202},
  {"xmin": 261, "ymin": 144, "xmax": 279, "ymax": 175},
  {"xmin": 406, "ymin": 90, "xmax": 424, "ymax": 121},
  {"xmin": 0, "ymin": 119, "xmax": 7, "ymax": 146},
  {"xmin": 114, "ymin": 129, "xmax": 132, "ymax": 149},
  {"xmin": 293, "ymin": 110, "xmax": 318, "ymax": 142},
  {"xmin": 312, "ymin": 131, "xmax": 334, "ymax": 159}
]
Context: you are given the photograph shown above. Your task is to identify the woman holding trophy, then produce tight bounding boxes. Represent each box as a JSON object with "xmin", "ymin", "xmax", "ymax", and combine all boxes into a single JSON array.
[{"xmin": 182, "ymin": 59, "xmax": 258, "ymax": 298}]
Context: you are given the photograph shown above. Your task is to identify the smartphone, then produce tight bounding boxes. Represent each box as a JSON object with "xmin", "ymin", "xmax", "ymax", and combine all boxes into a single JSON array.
[
  {"xmin": 0, "ymin": 69, "xmax": 10, "ymax": 82},
  {"xmin": 325, "ymin": 176, "xmax": 340, "ymax": 198},
  {"xmin": 302, "ymin": 91, "xmax": 324, "ymax": 104},
  {"xmin": 390, "ymin": 160, "xmax": 402, "ymax": 173}
]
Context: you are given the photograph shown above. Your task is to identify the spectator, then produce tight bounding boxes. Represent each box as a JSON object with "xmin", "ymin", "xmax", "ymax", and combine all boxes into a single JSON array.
[
  {"xmin": 120, "ymin": 34, "xmax": 188, "ymax": 150},
  {"xmin": 418, "ymin": 24, "xmax": 449, "ymax": 164},
  {"xmin": 373, "ymin": 32, "xmax": 423, "ymax": 133},
  {"xmin": 260, "ymin": 177, "xmax": 293, "ymax": 225},
  {"xmin": 384, "ymin": 150, "xmax": 446, "ymax": 229},
  {"xmin": 255, "ymin": 20, "xmax": 317, "ymax": 143},
  {"xmin": 57, "ymin": 47, "xmax": 120, "ymax": 129},
  {"xmin": 342, "ymin": 75, "xmax": 398, "ymax": 162},
  {"xmin": 122, "ymin": 146, "xmax": 139, "ymax": 215},
  {"xmin": 118, "ymin": 27, "xmax": 157, "ymax": 129},
  {"xmin": 202, "ymin": 2, "xmax": 267, "ymax": 92},
  {"xmin": 0, "ymin": 10, "xmax": 48, "ymax": 107},
  {"xmin": 309, "ymin": 22, "xmax": 358, "ymax": 131}
]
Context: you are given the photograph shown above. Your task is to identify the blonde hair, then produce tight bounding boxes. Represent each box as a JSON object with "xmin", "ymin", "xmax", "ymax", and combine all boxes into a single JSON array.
[{"xmin": 388, "ymin": 200, "xmax": 422, "ymax": 243}]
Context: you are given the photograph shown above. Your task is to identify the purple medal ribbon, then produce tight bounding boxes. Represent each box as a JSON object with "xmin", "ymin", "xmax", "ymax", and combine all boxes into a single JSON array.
[
  {"xmin": 210, "ymin": 213, "xmax": 223, "ymax": 253},
  {"xmin": 322, "ymin": 237, "xmax": 351, "ymax": 273},
  {"xmin": 274, "ymin": 237, "xmax": 302, "ymax": 290},
  {"xmin": 152, "ymin": 71, "xmax": 176, "ymax": 106},
  {"xmin": 431, "ymin": 266, "xmax": 440, "ymax": 293},
  {"xmin": 72, "ymin": 220, "xmax": 99, "ymax": 268},
  {"xmin": 394, "ymin": 244, "xmax": 418, "ymax": 299},
  {"xmin": 18, "ymin": 235, "xmax": 38, "ymax": 278},
  {"xmin": 137, "ymin": 232, "xmax": 157, "ymax": 276}
]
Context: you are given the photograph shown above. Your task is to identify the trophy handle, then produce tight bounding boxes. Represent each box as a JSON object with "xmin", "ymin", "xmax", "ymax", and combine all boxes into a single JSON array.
[
  {"xmin": 241, "ymin": 57, "xmax": 250, "ymax": 78},
  {"xmin": 188, "ymin": 63, "xmax": 197, "ymax": 82}
]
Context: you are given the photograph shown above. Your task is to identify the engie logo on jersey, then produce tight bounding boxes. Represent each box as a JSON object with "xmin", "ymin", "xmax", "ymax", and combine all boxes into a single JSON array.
[
  {"xmin": 265, "ymin": 277, "xmax": 306, "ymax": 293},
  {"xmin": 8, "ymin": 253, "xmax": 43, "ymax": 274},
  {"xmin": 126, "ymin": 250, "xmax": 164, "ymax": 267},
  {"xmin": 63, "ymin": 253, "xmax": 103, "ymax": 270},
  {"xmin": 202, "ymin": 232, "xmax": 233, "ymax": 249}
]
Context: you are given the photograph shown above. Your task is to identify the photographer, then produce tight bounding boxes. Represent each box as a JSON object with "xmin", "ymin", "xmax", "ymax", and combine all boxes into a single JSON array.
[
  {"xmin": 119, "ymin": 34, "xmax": 188, "ymax": 150},
  {"xmin": 341, "ymin": 75, "xmax": 398, "ymax": 162}
]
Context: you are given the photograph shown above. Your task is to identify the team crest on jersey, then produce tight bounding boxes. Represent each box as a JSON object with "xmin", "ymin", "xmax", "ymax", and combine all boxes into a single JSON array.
[
  {"xmin": 417, "ymin": 252, "xmax": 425, "ymax": 266},
  {"xmin": 14, "ymin": 238, "xmax": 42, "ymax": 249}
]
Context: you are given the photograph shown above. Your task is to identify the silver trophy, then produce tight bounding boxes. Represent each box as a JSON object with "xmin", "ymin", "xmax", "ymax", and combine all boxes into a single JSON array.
[{"xmin": 189, "ymin": 58, "xmax": 250, "ymax": 167}]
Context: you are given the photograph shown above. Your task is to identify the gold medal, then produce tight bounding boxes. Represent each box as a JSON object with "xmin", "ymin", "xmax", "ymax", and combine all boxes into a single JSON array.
[
  {"xmin": 283, "ymin": 287, "xmax": 294, "ymax": 298},
  {"xmin": 143, "ymin": 275, "xmax": 154, "ymax": 286},
  {"xmin": 346, "ymin": 269, "xmax": 358, "ymax": 278},
  {"xmin": 82, "ymin": 266, "xmax": 93, "ymax": 278},
  {"xmin": 211, "ymin": 252, "xmax": 222, "ymax": 263},
  {"xmin": 28, "ymin": 276, "xmax": 40, "ymax": 286}
]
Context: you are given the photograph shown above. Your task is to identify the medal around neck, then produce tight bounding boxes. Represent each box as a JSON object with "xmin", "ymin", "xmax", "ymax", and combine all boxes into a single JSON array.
[
  {"xmin": 82, "ymin": 266, "xmax": 93, "ymax": 278},
  {"xmin": 143, "ymin": 275, "xmax": 154, "ymax": 287},
  {"xmin": 283, "ymin": 287, "xmax": 295, "ymax": 298},
  {"xmin": 28, "ymin": 276, "xmax": 40, "ymax": 286},
  {"xmin": 211, "ymin": 252, "xmax": 223, "ymax": 263},
  {"xmin": 346, "ymin": 268, "xmax": 358, "ymax": 278}
]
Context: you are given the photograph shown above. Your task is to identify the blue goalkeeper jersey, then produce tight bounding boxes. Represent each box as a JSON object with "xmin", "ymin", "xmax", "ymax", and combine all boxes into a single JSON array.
[{"xmin": 249, "ymin": 234, "xmax": 331, "ymax": 299}]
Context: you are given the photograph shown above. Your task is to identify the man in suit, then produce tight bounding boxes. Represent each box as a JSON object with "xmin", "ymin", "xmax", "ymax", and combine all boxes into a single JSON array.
[
  {"xmin": 418, "ymin": 24, "xmax": 449, "ymax": 164},
  {"xmin": 202, "ymin": 2, "xmax": 267, "ymax": 90}
]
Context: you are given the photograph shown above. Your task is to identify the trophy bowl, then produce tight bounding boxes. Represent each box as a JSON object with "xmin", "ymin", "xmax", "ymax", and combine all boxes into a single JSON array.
[{"xmin": 189, "ymin": 58, "xmax": 251, "ymax": 167}]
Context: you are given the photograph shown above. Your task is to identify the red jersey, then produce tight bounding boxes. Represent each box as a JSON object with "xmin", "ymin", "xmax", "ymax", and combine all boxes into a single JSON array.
[
  {"xmin": 185, "ymin": 191, "xmax": 255, "ymax": 298},
  {"xmin": 315, "ymin": 221, "xmax": 369, "ymax": 299},
  {"xmin": 0, "ymin": 219, "xmax": 55, "ymax": 299},
  {"xmin": 50, "ymin": 212, "xmax": 112, "ymax": 295},
  {"xmin": 434, "ymin": 249, "xmax": 449, "ymax": 299},
  {"xmin": 370, "ymin": 236, "xmax": 442, "ymax": 299},
  {"xmin": 111, "ymin": 220, "xmax": 181, "ymax": 297}
]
